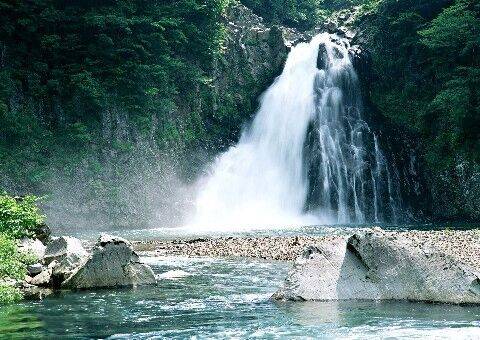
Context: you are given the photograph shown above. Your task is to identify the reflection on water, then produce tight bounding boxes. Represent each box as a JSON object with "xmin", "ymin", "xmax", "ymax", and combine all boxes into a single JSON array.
[
  {"xmin": 277, "ymin": 300, "xmax": 480, "ymax": 336},
  {"xmin": 1, "ymin": 256, "xmax": 479, "ymax": 339},
  {"xmin": 0, "ymin": 304, "xmax": 44, "ymax": 337}
]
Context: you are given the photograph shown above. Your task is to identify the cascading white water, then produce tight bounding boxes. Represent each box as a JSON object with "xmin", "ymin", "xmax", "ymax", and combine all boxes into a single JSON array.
[{"xmin": 192, "ymin": 33, "xmax": 400, "ymax": 230}]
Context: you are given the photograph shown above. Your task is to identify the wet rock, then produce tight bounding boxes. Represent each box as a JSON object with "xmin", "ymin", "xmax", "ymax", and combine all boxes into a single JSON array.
[
  {"xmin": 27, "ymin": 263, "xmax": 43, "ymax": 276},
  {"xmin": 30, "ymin": 261, "xmax": 57, "ymax": 287},
  {"xmin": 34, "ymin": 223, "xmax": 51, "ymax": 243},
  {"xmin": 210, "ymin": 2, "xmax": 304, "ymax": 121},
  {"xmin": 273, "ymin": 230, "xmax": 480, "ymax": 304},
  {"xmin": 22, "ymin": 285, "xmax": 54, "ymax": 300},
  {"xmin": 317, "ymin": 43, "xmax": 328, "ymax": 69},
  {"xmin": 62, "ymin": 234, "xmax": 156, "ymax": 289}
]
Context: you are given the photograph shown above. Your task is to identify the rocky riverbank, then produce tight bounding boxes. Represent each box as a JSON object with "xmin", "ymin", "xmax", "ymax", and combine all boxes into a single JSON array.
[
  {"xmin": 5, "ymin": 234, "xmax": 157, "ymax": 300},
  {"xmin": 134, "ymin": 227, "xmax": 480, "ymax": 304},
  {"xmin": 134, "ymin": 228, "xmax": 480, "ymax": 268},
  {"xmin": 273, "ymin": 228, "xmax": 480, "ymax": 304}
]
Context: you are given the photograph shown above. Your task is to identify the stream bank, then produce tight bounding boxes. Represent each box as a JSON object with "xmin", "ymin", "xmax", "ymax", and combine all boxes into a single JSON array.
[
  {"xmin": 134, "ymin": 229, "xmax": 480, "ymax": 267},
  {"xmin": 2, "ymin": 254, "xmax": 480, "ymax": 339}
]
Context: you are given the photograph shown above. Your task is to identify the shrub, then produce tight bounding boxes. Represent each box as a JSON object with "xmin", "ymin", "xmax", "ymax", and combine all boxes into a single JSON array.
[
  {"xmin": 0, "ymin": 233, "xmax": 38, "ymax": 305},
  {"xmin": 0, "ymin": 284, "xmax": 22, "ymax": 305},
  {"xmin": 0, "ymin": 194, "xmax": 45, "ymax": 239},
  {"xmin": 0, "ymin": 194, "xmax": 44, "ymax": 304},
  {"xmin": 0, "ymin": 233, "xmax": 37, "ymax": 280}
]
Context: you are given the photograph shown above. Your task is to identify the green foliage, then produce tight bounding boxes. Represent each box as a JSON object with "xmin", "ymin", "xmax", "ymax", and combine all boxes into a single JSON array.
[
  {"xmin": 0, "ymin": 233, "xmax": 38, "ymax": 305},
  {"xmin": 362, "ymin": 0, "xmax": 480, "ymax": 171},
  {"xmin": 0, "ymin": 194, "xmax": 42, "ymax": 304},
  {"xmin": 419, "ymin": 0, "xmax": 478, "ymax": 52},
  {"xmin": 0, "ymin": 284, "xmax": 22, "ymax": 305},
  {"xmin": 239, "ymin": 0, "xmax": 379, "ymax": 29},
  {"xmin": 0, "ymin": 234, "xmax": 29, "ymax": 280},
  {"xmin": 0, "ymin": 195, "xmax": 45, "ymax": 239},
  {"xmin": 0, "ymin": 0, "xmax": 230, "ymax": 217},
  {"xmin": 240, "ymin": 0, "xmax": 321, "ymax": 29}
]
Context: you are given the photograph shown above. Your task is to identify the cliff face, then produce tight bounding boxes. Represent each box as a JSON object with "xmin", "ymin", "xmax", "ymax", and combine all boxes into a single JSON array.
[
  {"xmin": 207, "ymin": 3, "xmax": 304, "ymax": 147},
  {"xmin": 347, "ymin": 10, "xmax": 480, "ymax": 223},
  {"xmin": 429, "ymin": 159, "xmax": 480, "ymax": 221},
  {"xmin": 2, "ymin": 1, "xmax": 477, "ymax": 226}
]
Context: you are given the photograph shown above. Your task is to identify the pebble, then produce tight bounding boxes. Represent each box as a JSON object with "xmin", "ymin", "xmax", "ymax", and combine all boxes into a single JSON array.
[{"xmin": 134, "ymin": 229, "xmax": 480, "ymax": 270}]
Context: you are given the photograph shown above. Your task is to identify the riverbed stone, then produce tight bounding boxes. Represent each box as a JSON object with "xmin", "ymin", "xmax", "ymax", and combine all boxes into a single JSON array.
[
  {"xmin": 27, "ymin": 263, "xmax": 43, "ymax": 276},
  {"xmin": 44, "ymin": 236, "xmax": 87, "ymax": 263},
  {"xmin": 273, "ymin": 229, "xmax": 480, "ymax": 304},
  {"xmin": 62, "ymin": 234, "xmax": 156, "ymax": 289},
  {"xmin": 30, "ymin": 261, "xmax": 58, "ymax": 287}
]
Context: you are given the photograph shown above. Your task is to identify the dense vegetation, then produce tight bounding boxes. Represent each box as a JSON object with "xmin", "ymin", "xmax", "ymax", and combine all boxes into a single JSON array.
[
  {"xmin": 239, "ymin": 0, "xmax": 368, "ymax": 29},
  {"xmin": 0, "ymin": 0, "xmax": 478, "ymax": 223},
  {"xmin": 0, "ymin": 0, "xmax": 231, "ymax": 227},
  {"xmin": 0, "ymin": 194, "xmax": 43, "ymax": 304},
  {"xmin": 363, "ymin": 0, "xmax": 479, "ymax": 172}
]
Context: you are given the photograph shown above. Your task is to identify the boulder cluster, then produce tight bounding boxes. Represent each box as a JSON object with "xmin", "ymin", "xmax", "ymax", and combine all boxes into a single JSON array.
[
  {"xmin": 17, "ymin": 234, "xmax": 156, "ymax": 300},
  {"xmin": 273, "ymin": 229, "xmax": 480, "ymax": 304},
  {"xmin": 137, "ymin": 228, "xmax": 480, "ymax": 305}
]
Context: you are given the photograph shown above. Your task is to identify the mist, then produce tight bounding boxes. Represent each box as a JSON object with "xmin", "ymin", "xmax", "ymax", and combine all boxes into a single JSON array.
[{"xmin": 40, "ymin": 144, "xmax": 200, "ymax": 235}]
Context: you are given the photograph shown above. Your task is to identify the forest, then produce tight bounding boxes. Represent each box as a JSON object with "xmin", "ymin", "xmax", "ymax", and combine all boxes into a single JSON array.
[
  {"xmin": 0, "ymin": 0, "xmax": 479, "ymax": 225},
  {"xmin": 1, "ymin": 0, "xmax": 480, "ymax": 333}
]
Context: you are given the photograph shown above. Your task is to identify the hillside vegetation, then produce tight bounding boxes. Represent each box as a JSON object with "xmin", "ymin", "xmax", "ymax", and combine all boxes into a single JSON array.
[
  {"xmin": 0, "ymin": 0, "xmax": 478, "ymax": 223},
  {"xmin": 0, "ymin": 194, "xmax": 44, "ymax": 304}
]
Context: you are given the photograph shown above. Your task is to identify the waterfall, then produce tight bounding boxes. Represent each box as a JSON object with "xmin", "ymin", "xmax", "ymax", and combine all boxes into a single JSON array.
[{"xmin": 192, "ymin": 33, "xmax": 400, "ymax": 230}]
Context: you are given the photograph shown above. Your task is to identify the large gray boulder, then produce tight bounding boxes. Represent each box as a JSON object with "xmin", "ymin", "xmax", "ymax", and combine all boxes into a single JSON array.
[
  {"xmin": 62, "ymin": 234, "xmax": 156, "ymax": 289},
  {"xmin": 18, "ymin": 238, "xmax": 46, "ymax": 260},
  {"xmin": 44, "ymin": 236, "xmax": 87, "ymax": 265},
  {"xmin": 273, "ymin": 229, "xmax": 480, "ymax": 304},
  {"xmin": 44, "ymin": 236, "xmax": 88, "ymax": 282}
]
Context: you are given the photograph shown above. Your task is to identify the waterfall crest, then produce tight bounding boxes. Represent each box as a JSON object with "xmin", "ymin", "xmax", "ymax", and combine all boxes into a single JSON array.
[{"xmin": 192, "ymin": 33, "xmax": 400, "ymax": 230}]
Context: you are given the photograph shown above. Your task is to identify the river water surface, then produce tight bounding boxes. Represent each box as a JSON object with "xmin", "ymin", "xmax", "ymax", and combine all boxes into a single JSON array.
[{"xmin": 1, "ymin": 252, "xmax": 480, "ymax": 339}]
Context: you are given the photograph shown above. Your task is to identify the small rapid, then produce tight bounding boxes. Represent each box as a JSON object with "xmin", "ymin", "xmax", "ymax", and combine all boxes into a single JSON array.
[
  {"xmin": 3, "ymin": 256, "xmax": 480, "ymax": 339},
  {"xmin": 192, "ymin": 33, "xmax": 401, "ymax": 230}
]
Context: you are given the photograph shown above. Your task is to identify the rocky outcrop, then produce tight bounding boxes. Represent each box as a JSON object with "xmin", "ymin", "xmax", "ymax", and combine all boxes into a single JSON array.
[
  {"xmin": 209, "ymin": 2, "xmax": 305, "ymax": 143},
  {"xmin": 44, "ymin": 236, "xmax": 87, "ymax": 264},
  {"xmin": 29, "ymin": 260, "xmax": 58, "ymax": 287},
  {"xmin": 62, "ymin": 234, "xmax": 156, "ymax": 289},
  {"xmin": 13, "ymin": 234, "xmax": 156, "ymax": 300},
  {"xmin": 273, "ymin": 229, "xmax": 480, "ymax": 304},
  {"xmin": 27, "ymin": 263, "xmax": 43, "ymax": 276},
  {"xmin": 429, "ymin": 157, "xmax": 480, "ymax": 221},
  {"xmin": 44, "ymin": 236, "xmax": 89, "ymax": 283},
  {"xmin": 18, "ymin": 238, "xmax": 46, "ymax": 259}
]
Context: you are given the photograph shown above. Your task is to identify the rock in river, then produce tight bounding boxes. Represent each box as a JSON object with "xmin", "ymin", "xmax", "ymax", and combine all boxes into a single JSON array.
[
  {"xmin": 62, "ymin": 234, "xmax": 156, "ymax": 289},
  {"xmin": 273, "ymin": 229, "xmax": 480, "ymax": 304},
  {"xmin": 44, "ymin": 236, "xmax": 88, "ymax": 266},
  {"xmin": 44, "ymin": 236, "xmax": 88, "ymax": 283},
  {"xmin": 18, "ymin": 238, "xmax": 46, "ymax": 260},
  {"xmin": 27, "ymin": 263, "xmax": 43, "ymax": 276}
]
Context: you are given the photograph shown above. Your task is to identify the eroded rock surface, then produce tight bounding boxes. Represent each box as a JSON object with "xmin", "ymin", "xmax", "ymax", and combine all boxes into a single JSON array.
[
  {"xmin": 44, "ymin": 236, "xmax": 88, "ymax": 283},
  {"xmin": 273, "ymin": 229, "xmax": 480, "ymax": 304},
  {"xmin": 62, "ymin": 234, "xmax": 156, "ymax": 289},
  {"xmin": 44, "ymin": 236, "xmax": 87, "ymax": 265},
  {"xmin": 18, "ymin": 238, "xmax": 46, "ymax": 260}
]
